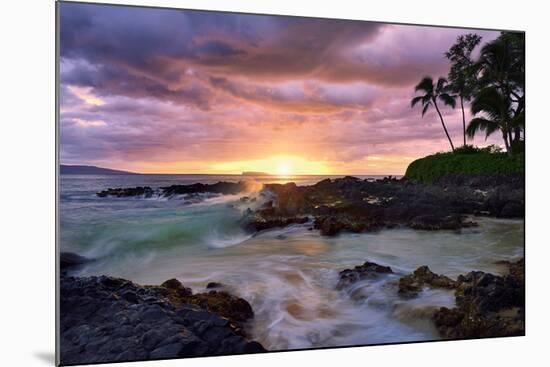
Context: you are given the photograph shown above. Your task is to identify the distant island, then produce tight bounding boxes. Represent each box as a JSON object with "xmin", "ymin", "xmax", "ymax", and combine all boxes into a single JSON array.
[
  {"xmin": 242, "ymin": 171, "xmax": 270, "ymax": 176},
  {"xmin": 60, "ymin": 165, "xmax": 138, "ymax": 175}
]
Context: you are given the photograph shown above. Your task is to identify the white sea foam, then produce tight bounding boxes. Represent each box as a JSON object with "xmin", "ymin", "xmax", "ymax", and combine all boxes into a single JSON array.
[{"xmin": 204, "ymin": 230, "xmax": 252, "ymax": 249}]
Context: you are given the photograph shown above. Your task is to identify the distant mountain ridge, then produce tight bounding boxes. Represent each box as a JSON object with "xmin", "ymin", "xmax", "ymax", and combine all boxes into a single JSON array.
[{"xmin": 60, "ymin": 165, "xmax": 138, "ymax": 175}]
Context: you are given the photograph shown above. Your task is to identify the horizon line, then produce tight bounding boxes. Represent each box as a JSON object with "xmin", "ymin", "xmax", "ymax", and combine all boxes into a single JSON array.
[{"xmin": 59, "ymin": 164, "xmax": 403, "ymax": 176}]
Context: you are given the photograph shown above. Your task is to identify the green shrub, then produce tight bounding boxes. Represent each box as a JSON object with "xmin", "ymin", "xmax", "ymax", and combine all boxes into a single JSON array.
[
  {"xmin": 405, "ymin": 150, "xmax": 524, "ymax": 182},
  {"xmin": 452, "ymin": 144, "xmax": 503, "ymax": 154}
]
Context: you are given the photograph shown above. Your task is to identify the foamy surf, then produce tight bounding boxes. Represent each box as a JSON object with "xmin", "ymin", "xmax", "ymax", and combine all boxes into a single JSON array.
[{"xmin": 204, "ymin": 231, "xmax": 253, "ymax": 248}]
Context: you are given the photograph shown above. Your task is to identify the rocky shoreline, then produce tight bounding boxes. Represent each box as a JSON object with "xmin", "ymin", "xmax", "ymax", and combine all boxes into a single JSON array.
[
  {"xmin": 96, "ymin": 173, "xmax": 524, "ymax": 237},
  {"xmin": 68, "ymin": 173, "xmax": 524, "ymax": 363},
  {"xmin": 60, "ymin": 253, "xmax": 524, "ymax": 365},
  {"xmin": 59, "ymin": 254, "xmax": 265, "ymax": 365},
  {"xmin": 243, "ymin": 174, "xmax": 523, "ymax": 236},
  {"xmin": 337, "ymin": 258, "xmax": 525, "ymax": 339}
]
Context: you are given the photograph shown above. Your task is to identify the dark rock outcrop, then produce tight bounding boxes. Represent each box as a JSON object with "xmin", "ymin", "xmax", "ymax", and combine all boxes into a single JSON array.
[
  {"xmin": 238, "ymin": 173, "xmax": 523, "ymax": 236},
  {"xmin": 337, "ymin": 261, "xmax": 393, "ymax": 289},
  {"xmin": 434, "ymin": 173, "xmax": 524, "ymax": 190},
  {"xmin": 97, "ymin": 181, "xmax": 249, "ymax": 198},
  {"xmin": 343, "ymin": 258, "xmax": 525, "ymax": 338},
  {"xmin": 433, "ymin": 259, "xmax": 525, "ymax": 339},
  {"xmin": 160, "ymin": 181, "xmax": 248, "ymax": 197},
  {"xmin": 60, "ymin": 252, "xmax": 93, "ymax": 271},
  {"xmin": 314, "ymin": 215, "xmax": 383, "ymax": 236},
  {"xmin": 483, "ymin": 187, "xmax": 525, "ymax": 218},
  {"xmin": 408, "ymin": 214, "xmax": 477, "ymax": 231},
  {"xmin": 60, "ymin": 275, "xmax": 265, "ymax": 365},
  {"xmin": 242, "ymin": 213, "xmax": 309, "ymax": 232},
  {"xmin": 398, "ymin": 266, "xmax": 457, "ymax": 298},
  {"xmin": 97, "ymin": 186, "xmax": 154, "ymax": 198}
]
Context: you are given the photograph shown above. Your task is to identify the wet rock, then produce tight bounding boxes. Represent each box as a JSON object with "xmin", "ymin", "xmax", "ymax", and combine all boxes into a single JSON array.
[
  {"xmin": 434, "ymin": 173, "xmax": 524, "ymax": 190},
  {"xmin": 242, "ymin": 213, "xmax": 309, "ymax": 232},
  {"xmin": 398, "ymin": 266, "xmax": 457, "ymax": 298},
  {"xmin": 434, "ymin": 305, "xmax": 524, "ymax": 339},
  {"xmin": 507, "ymin": 258, "xmax": 525, "ymax": 283},
  {"xmin": 337, "ymin": 261, "xmax": 393, "ymax": 289},
  {"xmin": 120, "ymin": 290, "xmax": 140, "ymax": 303},
  {"xmin": 263, "ymin": 182, "xmax": 308, "ymax": 215},
  {"xmin": 59, "ymin": 274, "xmax": 265, "ymax": 365},
  {"xmin": 239, "ymin": 173, "xmax": 521, "ymax": 237},
  {"xmin": 149, "ymin": 343, "xmax": 183, "ymax": 359},
  {"xmin": 206, "ymin": 282, "xmax": 224, "ymax": 289},
  {"xmin": 97, "ymin": 186, "xmax": 154, "ymax": 198},
  {"xmin": 185, "ymin": 291, "xmax": 254, "ymax": 326},
  {"xmin": 96, "ymin": 181, "xmax": 251, "ymax": 199},
  {"xmin": 60, "ymin": 252, "xmax": 93, "ymax": 272},
  {"xmin": 433, "ymin": 259, "xmax": 525, "ymax": 339},
  {"xmin": 141, "ymin": 279, "xmax": 256, "ymax": 331},
  {"xmin": 161, "ymin": 181, "xmax": 248, "ymax": 197},
  {"xmin": 313, "ymin": 215, "xmax": 381, "ymax": 236},
  {"xmin": 499, "ymin": 201, "xmax": 524, "ymax": 218},
  {"xmin": 483, "ymin": 186, "xmax": 524, "ymax": 218},
  {"xmin": 161, "ymin": 278, "xmax": 193, "ymax": 297},
  {"xmin": 242, "ymin": 341, "xmax": 266, "ymax": 353},
  {"xmin": 408, "ymin": 214, "xmax": 477, "ymax": 231},
  {"xmin": 455, "ymin": 271, "xmax": 523, "ymax": 313}
]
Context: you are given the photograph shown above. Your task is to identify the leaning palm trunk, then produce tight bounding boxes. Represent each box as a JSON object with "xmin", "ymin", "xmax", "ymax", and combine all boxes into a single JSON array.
[
  {"xmin": 433, "ymin": 99, "xmax": 455, "ymax": 151},
  {"xmin": 460, "ymin": 95, "xmax": 466, "ymax": 146},
  {"xmin": 411, "ymin": 76, "xmax": 457, "ymax": 152}
]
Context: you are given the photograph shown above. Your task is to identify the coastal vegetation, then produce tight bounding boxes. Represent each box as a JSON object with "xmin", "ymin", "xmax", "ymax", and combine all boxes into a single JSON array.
[
  {"xmin": 411, "ymin": 31, "xmax": 525, "ymax": 156},
  {"xmin": 405, "ymin": 146, "xmax": 524, "ymax": 182}
]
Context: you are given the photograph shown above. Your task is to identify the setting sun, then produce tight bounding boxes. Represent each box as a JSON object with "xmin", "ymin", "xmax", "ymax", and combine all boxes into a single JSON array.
[{"xmin": 276, "ymin": 163, "xmax": 292, "ymax": 176}]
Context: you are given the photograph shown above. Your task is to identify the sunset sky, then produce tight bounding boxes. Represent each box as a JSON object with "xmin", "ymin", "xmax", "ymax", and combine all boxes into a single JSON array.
[{"xmin": 59, "ymin": 2, "xmax": 501, "ymax": 175}]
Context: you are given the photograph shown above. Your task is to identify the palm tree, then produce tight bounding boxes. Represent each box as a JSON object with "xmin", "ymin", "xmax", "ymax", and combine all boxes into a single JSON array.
[
  {"xmin": 445, "ymin": 34, "xmax": 482, "ymax": 146},
  {"xmin": 476, "ymin": 32, "xmax": 524, "ymax": 150},
  {"xmin": 411, "ymin": 76, "xmax": 457, "ymax": 151},
  {"xmin": 466, "ymin": 86, "xmax": 521, "ymax": 155}
]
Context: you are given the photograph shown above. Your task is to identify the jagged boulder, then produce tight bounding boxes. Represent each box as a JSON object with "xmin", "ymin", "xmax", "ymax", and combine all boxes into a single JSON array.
[
  {"xmin": 337, "ymin": 261, "xmax": 393, "ymax": 289},
  {"xmin": 398, "ymin": 266, "xmax": 457, "ymax": 298},
  {"xmin": 60, "ymin": 275, "xmax": 265, "ymax": 365},
  {"xmin": 433, "ymin": 259, "xmax": 525, "ymax": 339}
]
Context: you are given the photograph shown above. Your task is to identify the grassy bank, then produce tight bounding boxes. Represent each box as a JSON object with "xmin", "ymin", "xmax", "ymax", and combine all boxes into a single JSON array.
[{"xmin": 405, "ymin": 149, "xmax": 524, "ymax": 183}]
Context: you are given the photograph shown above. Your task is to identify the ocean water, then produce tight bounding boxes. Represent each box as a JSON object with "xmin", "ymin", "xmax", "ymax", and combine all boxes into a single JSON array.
[{"xmin": 59, "ymin": 174, "xmax": 524, "ymax": 350}]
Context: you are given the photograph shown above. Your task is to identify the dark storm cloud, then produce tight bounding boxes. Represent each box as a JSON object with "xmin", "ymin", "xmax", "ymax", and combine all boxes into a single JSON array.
[{"xmin": 59, "ymin": 2, "xmax": 384, "ymax": 106}]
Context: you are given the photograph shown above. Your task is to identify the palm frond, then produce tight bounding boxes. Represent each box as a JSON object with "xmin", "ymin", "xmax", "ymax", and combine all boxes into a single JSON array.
[
  {"xmin": 483, "ymin": 121, "xmax": 500, "ymax": 139},
  {"xmin": 439, "ymin": 93, "xmax": 456, "ymax": 108},
  {"xmin": 436, "ymin": 77, "xmax": 448, "ymax": 92},
  {"xmin": 470, "ymin": 87, "xmax": 509, "ymax": 120},
  {"xmin": 415, "ymin": 77, "xmax": 434, "ymax": 94},
  {"xmin": 466, "ymin": 117, "xmax": 495, "ymax": 139},
  {"xmin": 410, "ymin": 96, "xmax": 424, "ymax": 108},
  {"xmin": 421, "ymin": 102, "xmax": 431, "ymax": 117}
]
